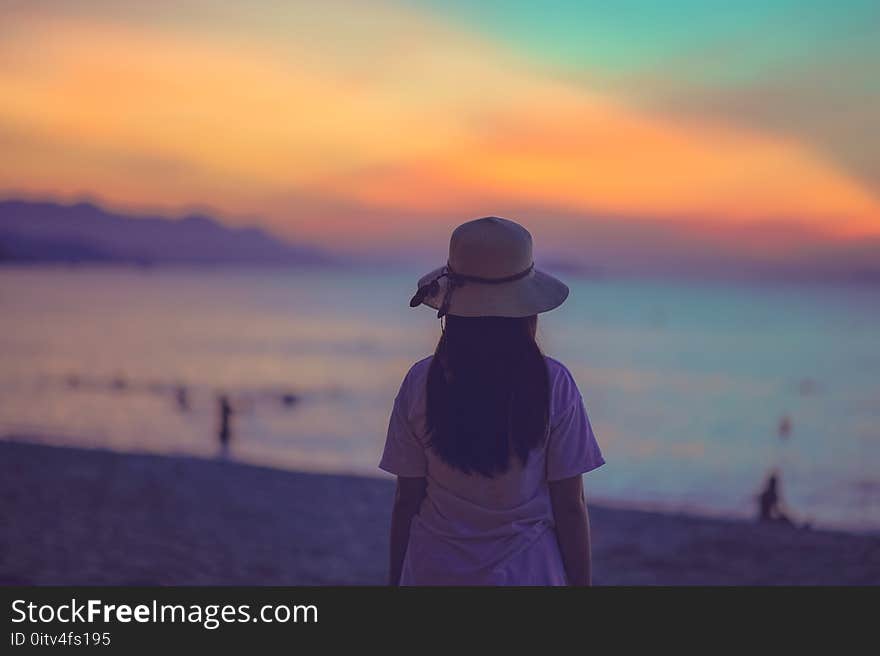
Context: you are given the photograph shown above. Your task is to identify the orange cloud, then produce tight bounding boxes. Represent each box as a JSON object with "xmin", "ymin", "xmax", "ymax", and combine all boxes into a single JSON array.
[
  {"xmin": 330, "ymin": 94, "xmax": 880, "ymax": 236},
  {"xmin": 0, "ymin": 3, "xmax": 877, "ymax": 250}
]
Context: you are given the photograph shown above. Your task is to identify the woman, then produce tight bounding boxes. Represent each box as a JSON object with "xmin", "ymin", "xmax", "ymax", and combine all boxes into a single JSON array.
[{"xmin": 380, "ymin": 216, "xmax": 604, "ymax": 586}]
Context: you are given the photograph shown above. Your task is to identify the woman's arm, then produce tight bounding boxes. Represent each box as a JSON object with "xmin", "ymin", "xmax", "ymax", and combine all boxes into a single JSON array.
[
  {"xmin": 388, "ymin": 476, "xmax": 427, "ymax": 586},
  {"xmin": 549, "ymin": 475, "xmax": 592, "ymax": 586}
]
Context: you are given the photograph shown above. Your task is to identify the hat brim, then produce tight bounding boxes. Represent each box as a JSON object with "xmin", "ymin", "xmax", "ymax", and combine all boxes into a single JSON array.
[{"xmin": 415, "ymin": 266, "xmax": 569, "ymax": 318}]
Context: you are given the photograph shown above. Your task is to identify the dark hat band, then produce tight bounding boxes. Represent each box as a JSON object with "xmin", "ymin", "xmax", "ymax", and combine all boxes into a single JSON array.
[{"xmin": 409, "ymin": 262, "xmax": 535, "ymax": 318}]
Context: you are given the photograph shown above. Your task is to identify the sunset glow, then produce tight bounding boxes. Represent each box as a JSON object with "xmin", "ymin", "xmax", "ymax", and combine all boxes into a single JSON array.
[{"xmin": 1, "ymin": 1, "xmax": 878, "ymax": 262}]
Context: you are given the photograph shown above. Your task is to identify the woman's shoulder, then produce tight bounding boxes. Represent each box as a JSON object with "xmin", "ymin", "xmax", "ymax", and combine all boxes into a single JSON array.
[
  {"xmin": 543, "ymin": 355, "xmax": 574, "ymax": 382},
  {"xmin": 405, "ymin": 355, "xmax": 434, "ymax": 382},
  {"xmin": 543, "ymin": 356, "xmax": 584, "ymax": 411},
  {"xmin": 395, "ymin": 355, "xmax": 434, "ymax": 404}
]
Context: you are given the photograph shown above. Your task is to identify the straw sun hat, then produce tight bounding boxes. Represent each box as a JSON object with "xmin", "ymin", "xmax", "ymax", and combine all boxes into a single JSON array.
[{"xmin": 409, "ymin": 216, "xmax": 569, "ymax": 318}]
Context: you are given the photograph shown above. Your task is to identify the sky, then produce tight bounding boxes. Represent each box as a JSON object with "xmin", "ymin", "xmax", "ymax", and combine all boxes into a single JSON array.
[{"xmin": 1, "ymin": 0, "xmax": 878, "ymax": 274}]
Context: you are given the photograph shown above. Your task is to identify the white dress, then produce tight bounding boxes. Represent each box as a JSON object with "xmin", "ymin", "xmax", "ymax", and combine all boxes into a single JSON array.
[{"xmin": 379, "ymin": 356, "xmax": 605, "ymax": 586}]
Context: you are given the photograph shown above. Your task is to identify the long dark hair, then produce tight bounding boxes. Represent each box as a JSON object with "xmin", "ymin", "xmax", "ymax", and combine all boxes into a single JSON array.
[{"xmin": 426, "ymin": 315, "xmax": 550, "ymax": 477}]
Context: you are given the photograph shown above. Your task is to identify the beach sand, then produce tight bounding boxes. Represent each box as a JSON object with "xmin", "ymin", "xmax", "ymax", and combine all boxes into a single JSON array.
[{"xmin": 1, "ymin": 440, "xmax": 877, "ymax": 585}]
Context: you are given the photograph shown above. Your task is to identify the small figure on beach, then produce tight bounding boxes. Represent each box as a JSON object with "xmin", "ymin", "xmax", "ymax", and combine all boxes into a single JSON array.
[
  {"xmin": 175, "ymin": 385, "xmax": 190, "ymax": 412},
  {"xmin": 217, "ymin": 394, "xmax": 234, "ymax": 457},
  {"xmin": 777, "ymin": 415, "xmax": 792, "ymax": 441},
  {"xmin": 757, "ymin": 471, "xmax": 793, "ymax": 525}
]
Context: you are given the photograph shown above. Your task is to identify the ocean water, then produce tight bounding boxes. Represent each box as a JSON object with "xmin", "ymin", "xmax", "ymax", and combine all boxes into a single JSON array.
[{"xmin": 1, "ymin": 266, "xmax": 878, "ymax": 531}]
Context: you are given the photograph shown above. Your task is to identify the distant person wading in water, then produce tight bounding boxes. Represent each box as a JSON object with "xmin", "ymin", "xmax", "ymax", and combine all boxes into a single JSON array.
[
  {"xmin": 218, "ymin": 394, "xmax": 234, "ymax": 456},
  {"xmin": 380, "ymin": 217, "xmax": 605, "ymax": 586}
]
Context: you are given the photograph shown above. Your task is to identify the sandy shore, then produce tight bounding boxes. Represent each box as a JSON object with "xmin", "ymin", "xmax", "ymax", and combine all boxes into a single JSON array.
[{"xmin": 1, "ymin": 440, "xmax": 877, "ymax": 585}]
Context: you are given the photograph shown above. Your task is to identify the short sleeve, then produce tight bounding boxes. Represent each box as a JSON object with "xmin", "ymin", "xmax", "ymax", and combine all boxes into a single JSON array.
[
  {"xmin": 379, "ymin": 392, "xmax": 427, "ymax": 478},
  {"xmin": 546, "ymin": 393, "xmax": 605, "ymax": 482}
]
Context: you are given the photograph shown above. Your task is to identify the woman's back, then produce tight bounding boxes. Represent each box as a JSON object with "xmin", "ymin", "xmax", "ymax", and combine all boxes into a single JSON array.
[{"xmin": 380, "ymin": 354, "xmax": 604, "ymax": 584}]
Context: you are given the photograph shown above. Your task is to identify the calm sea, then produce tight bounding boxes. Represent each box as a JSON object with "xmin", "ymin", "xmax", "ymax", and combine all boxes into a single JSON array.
[{"xmin": 1, "ymin": 266, "xmax": 878, "ymax": 531}]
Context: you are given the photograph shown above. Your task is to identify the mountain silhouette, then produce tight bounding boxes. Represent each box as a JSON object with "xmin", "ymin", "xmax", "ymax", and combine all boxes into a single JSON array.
[{"xmin": 0, "ymin": 199, "xmax": 329, "ymax": 266}]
